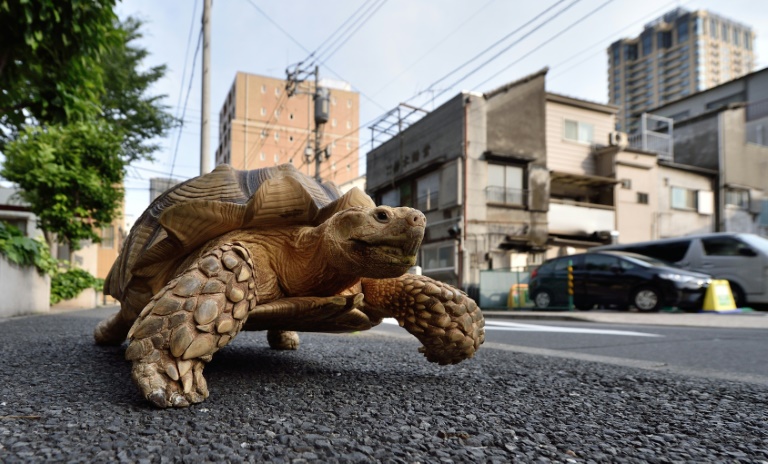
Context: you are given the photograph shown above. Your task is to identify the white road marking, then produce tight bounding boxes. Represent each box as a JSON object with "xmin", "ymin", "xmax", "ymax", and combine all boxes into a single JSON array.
[{"xmin": 382, "ymin": 318, "xmax": 662, "ymax": 338}]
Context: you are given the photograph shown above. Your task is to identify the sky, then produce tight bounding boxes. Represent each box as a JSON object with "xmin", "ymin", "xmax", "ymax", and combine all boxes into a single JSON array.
[{"xmin": 114, "ymin": 0, "xmax": 768, "ymax": 229}]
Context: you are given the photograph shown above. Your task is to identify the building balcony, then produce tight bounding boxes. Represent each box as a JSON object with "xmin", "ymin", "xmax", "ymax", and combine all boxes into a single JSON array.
[{"xmin": 548, "ymin": 199, "xmax": 616, "ymax": 236}]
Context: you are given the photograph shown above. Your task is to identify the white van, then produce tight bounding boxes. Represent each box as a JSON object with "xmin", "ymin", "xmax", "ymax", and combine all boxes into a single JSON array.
[{"xmin": 592, "ymin": 233, "xmax": 768, "ymax": 308}]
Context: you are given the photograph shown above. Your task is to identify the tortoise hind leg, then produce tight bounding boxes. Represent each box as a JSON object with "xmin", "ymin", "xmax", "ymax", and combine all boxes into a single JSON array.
[
  {"xmin": 361, "ymin": 274, "xmax": 485, "ymax": 365},
  {"xmin": 126, "ymin": 243, "xmax": 256, "ymax": 408},
  {"xmin": 94, "ymin": 306, "xmax": 134, "ymax": 345},
  {"xmin": 267, "ymin": 330, "xmax": 300, "ymax": 350}
]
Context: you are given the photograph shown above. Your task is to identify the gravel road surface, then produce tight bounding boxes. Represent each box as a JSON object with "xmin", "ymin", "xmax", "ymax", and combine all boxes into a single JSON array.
[{"xmin": 1, "ymin": 307, "xmax": 766, "ymax": 462}]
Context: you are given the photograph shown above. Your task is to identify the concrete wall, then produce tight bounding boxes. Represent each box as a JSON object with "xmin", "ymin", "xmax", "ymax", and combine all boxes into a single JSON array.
[
  {"xmin": 366, "ymin": 95, "xmax": 465, "ymax": 192},
  {"xmin": 0, "ymin": 257, "xmax": 50, "ymax": 317},
  {"xmin": 613, "ymin": 150, "xmax": 658, "ymax": 243},
  {"xmin": 485, "ymin": 70, "xmax": 547, "ymax": 163},
  {"xmin": 672, "ymin": 114, "xmax": 720, "ymax": 169}
]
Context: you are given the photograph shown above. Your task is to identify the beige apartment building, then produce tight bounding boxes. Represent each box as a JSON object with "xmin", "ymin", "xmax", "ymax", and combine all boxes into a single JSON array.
[
  {"xmin": 215, "ymin": 72, "xmax": 360, "ymax": 185},
  {"xmin": 608, "ymin": 7, "xmax": 755, "ymax": 134}
]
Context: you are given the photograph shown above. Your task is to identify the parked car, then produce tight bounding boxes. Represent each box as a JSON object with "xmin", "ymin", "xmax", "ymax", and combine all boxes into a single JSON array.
[
  {"xmin": 591, "ymin": 233, "xmax": 768, "ymax": 308},
  {"xmin": 529, "ymin": 251, "xmax": 712, "ymax": 311}
]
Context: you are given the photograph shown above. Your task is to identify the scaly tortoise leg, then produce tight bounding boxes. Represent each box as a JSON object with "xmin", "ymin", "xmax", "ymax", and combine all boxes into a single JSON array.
[
  {"xmin": 361, "ymin": 274, "xmax": 485, "ymax": 365},
  {"xmin": 125, "ymin": 243, "xmax": 256, "ymax": 408}
]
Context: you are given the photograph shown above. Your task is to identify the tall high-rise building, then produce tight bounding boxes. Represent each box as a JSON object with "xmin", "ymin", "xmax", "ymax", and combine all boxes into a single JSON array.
[
  {"xmin": 215, "ymin": 72, "xmax": 360, "ymax": 185},
  {"xmin": 608, "ymin": 8, "xmax": 755, "ymax": 134}
]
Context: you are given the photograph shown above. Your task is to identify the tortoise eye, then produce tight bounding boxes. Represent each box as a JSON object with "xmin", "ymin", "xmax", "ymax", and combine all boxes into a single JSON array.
[{"xmin": 375, "ymin": 210, "xmax": 390, "ymax": 222}]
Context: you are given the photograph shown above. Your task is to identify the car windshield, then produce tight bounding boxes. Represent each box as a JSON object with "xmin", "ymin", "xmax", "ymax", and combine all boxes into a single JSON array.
[{"xmin": 738, "ymin": 234, "xmax": 768, "ymax": 254}]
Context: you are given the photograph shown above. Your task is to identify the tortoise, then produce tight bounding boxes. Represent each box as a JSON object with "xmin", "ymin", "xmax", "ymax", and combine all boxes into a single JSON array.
[{"xmin": 95, "ymin": 163, "xmax": 485, "ymax": 408}]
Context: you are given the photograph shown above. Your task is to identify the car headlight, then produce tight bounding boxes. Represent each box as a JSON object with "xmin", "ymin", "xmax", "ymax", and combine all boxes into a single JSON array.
[{"xmin": 659, "ymin": 273, "xmax": 710, "ymax": 289}]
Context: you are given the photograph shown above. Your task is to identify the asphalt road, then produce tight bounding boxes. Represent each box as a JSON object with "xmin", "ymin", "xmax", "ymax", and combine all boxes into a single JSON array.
[
  {"xmin": 374, "ymin": 317, "xmax": 768, "ymax": 384},
  {"xmin": 1, "ymin": 307, "xmax": 767, "ymax": 462}
]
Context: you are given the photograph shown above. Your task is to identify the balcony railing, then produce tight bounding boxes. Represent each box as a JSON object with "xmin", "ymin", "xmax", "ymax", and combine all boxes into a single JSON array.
[
  {"xmin": 485, "ymin": 186, "xmax": 527, "ymax": 207},
  {"xmin": 548, "ymin": 200, "xmax": 615, "ymax": 236}
]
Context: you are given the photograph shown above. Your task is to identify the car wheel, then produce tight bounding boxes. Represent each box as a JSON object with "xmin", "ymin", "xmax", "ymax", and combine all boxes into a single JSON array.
[
  {"xmin": 533, "ymin": 290, "xmax": 553, "ymax": 309},
  {"xmin": 575, "ymin": 301, "xmax": 593, "ymax": 311},
  {"xmin": 632, "ymin": 286, "xmax": 661, "ymax": 312},
  {"xmin": 728, "ymin": 282, "xmax": 746, "ymax": 308}
]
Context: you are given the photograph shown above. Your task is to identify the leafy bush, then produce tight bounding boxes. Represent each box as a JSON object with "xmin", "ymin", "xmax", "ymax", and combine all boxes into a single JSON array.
[
  {"xmin": 50, "ymin": 267, "xmax": 105, "ymax": 305},
  {"xmin": 0, "ymin": 221, "xmax": 57, "ymax": 275}
]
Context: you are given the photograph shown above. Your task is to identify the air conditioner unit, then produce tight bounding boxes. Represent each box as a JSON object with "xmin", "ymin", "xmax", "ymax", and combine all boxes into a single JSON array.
[{"xmin": 609, "ymin": 131, "xmax": 628, "ymax": 147}]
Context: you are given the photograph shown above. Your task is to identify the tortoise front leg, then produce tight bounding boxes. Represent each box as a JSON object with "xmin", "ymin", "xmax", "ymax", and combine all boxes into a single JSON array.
[
  {"xmin": 361, "ymin": 274, "xmax": 485, "ymax": 365},
  {"xmin": 126, "ymin": 243, "xmax": 256, "ymax": 408}
]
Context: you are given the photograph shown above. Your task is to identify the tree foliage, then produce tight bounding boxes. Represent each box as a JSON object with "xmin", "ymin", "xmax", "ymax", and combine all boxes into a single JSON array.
[
  {"xmin": 101, "ymin": 17, "xmax": 177, "ymax": 164},
  {"xmin": 0, "ymin": 3, "xmax": 177, "ymax": 253},
  {"xmin": 0, "ymin": 0, "xmax": 120, "ymax": 140},
  {"xmin": 1, "ymin": 122, "xmax": 124, "ymax": 250}
]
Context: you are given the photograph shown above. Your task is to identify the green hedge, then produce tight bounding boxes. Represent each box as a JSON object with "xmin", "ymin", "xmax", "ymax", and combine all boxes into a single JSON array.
[{"xmin": 0, "ymin": 221, "xmax": 104, "ymax": 304}]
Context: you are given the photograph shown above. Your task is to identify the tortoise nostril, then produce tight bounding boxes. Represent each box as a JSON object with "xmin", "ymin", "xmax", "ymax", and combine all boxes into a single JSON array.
[{"xmin": 410, "ymin": 213, "xmax": 426, "ymax": 227}]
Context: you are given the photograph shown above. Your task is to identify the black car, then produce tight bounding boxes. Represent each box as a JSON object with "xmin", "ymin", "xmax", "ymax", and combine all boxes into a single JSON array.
[{"xmin": 529, "ymin": 250, "xmax": 712, "ymax": 311}]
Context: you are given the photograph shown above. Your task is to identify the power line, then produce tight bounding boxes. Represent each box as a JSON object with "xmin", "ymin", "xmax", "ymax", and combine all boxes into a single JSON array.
[
  {"xmin": 472, "ymin": 0, "xmax": 616, "ymax": 91},
  {"xmin": 242, "ymin": 0, "xmax": 311, "ymax": 54},
  {"xmin": 169, "ymin": 28, "xmax": 203, "ymax": 181},
  {"xmin": 309, "ymin": 0, "xmax": 378, "ymax": 63},
  {"xmin": 421, "ymin": 0, "xmax": 572, "ymax": 99},
  {"xmin": 311, "ymin": 0, "xmax": 388, "ymax": 67},
  {"xmin": 370, "ymin": 0, "xmax": 496, "ymax": 99},
  {"xmin": 421, "ymin": 0, "xmax": 583, "ymax": 107}
]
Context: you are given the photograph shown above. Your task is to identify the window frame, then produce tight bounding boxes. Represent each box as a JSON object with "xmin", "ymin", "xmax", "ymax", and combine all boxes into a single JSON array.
[{"xmin": 563, "ymin": 119, "xmax": 595, "ymax": 144}]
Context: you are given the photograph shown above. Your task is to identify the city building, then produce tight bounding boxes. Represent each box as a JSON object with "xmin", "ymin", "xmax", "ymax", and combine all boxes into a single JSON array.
[
  {"xmin": 608, "ymin": 8, "xmax": 755, "ymax": 134},
  {"xmin": 639, "ymin": 67, "xmax": 768, "ymax": 234},
  {"xmin": 366, "ymin": 68, "xmax": 717, "ymax": 305},
  {"xmin": 215, "ymin": 72, "xmax": 360, "ymax": 185}
]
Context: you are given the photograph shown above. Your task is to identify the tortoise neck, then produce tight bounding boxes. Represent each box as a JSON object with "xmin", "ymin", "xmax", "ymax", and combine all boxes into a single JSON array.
[{"xmin": 279, "ymin": 223, "xmax": 360, "ymax": 296}]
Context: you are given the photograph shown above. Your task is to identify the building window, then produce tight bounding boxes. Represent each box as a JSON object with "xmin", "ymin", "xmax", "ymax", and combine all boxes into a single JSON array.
[
  {"xmin": 421, "ymin": 243, "xmax": 455, "ymax": 272},
  {"xmin": 671, "ymin": 186, "xmax": 698, "ymax": 210},
  {"xmin": 381, "ymin": 188, "xmax": 400, "ymax": 207},
  {"xmin": 732, "ymin": 28, "xmax": 740, "ymax": 46},
  {"xmin": 721, "ymin": 24, "xmax": 729, "ymax": 43},
  {"xmin": 261, "ymin": 84, "xmax": 266, "ymax": 93},
  {"xmin": 260, "ymin": 152, "xmax": 265, "ymax": 161},
  {"xmin": 710, "ymin": 19, "xmax": 718, "ymax": 39},
  {"xmin": 486, "ymin": 163, "xmax": 524, "ymax": 206},
  {"xmin": 274, "ymin": 87, "xmax": 281, "ymax": 96},
  {"xmin": 564, "ymin": 119, "xmax": 594, "ymax": 144},
  {"xmin": 260, "ymin": 107, "xmax": 267, "ymax": 116},
  {"xmin": 637, "ymin": 192, "xmax": 649, "ymax": 204},
  {"xmin": 677, "ymin": 20, "xmax": 689, "ymax": 43},
  {"xmin": 274, "ymin": 154, "xmax": 279, "ymax": 163},
  {"xmin": 642, "ymin": 34, "xmax": 653, "ymax": 56},
  {"xmin": 725, "ymin": 189, "xmax": 749, "ymax": 209},
  {"xmin": 620, "ymin": 179, "xmax": 632, "ymax": 189},
  {"xmin": 101, "ymin": 226, "xmax": 115, "ymax": 249},
  {"xmin": 347, "ymin": 99, "xmax": 352, "ymax": 108},
  {"xmin": 416, "ymin": 171, "xmax": 439, "ymax": 212}
]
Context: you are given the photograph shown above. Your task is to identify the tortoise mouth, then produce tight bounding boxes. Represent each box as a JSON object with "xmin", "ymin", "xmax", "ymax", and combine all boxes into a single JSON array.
[{"xmin": 351, "ymin": 238, "xmax": 420, "ymax": 259}]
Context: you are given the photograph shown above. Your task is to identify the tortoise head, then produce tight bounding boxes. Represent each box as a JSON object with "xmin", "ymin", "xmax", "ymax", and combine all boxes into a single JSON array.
[{"xmin": 326, "ymin": 205, "xmax": 426, "ymax": 278}]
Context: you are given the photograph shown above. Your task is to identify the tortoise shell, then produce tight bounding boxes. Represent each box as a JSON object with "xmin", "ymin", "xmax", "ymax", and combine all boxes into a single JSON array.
[{"xmin": 105, "ymin": 164, "xmax": 374, "ymax": 306}]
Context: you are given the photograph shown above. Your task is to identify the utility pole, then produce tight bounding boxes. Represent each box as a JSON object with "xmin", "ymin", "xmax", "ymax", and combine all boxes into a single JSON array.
[
  {"xmin": 200, "ymin": 0, "xmax": 212, "ymax": 175},
  {"xmin": 286, "ymin": 63, "xmax": 330, "ymax": 181}
]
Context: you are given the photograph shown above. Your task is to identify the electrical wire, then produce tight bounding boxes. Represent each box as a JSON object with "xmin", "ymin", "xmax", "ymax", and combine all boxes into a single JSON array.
[
  {"xmin": 420, "ymin": 0, "xmax": 583, "ymax": 107},
  {"xmin": 310, "ymin": 0, "xmax": 388, "ymax": 66},
  {"xmin": 471, "ymin": 0, "xmax": 616, "ymax": 91},
  {"xmin": 308, "ymin": 0, "xmax": 378, "ymax": 63},
  {"xmin": 169, "ymin": 28, "xmax": 203, "ymax": 181}
]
